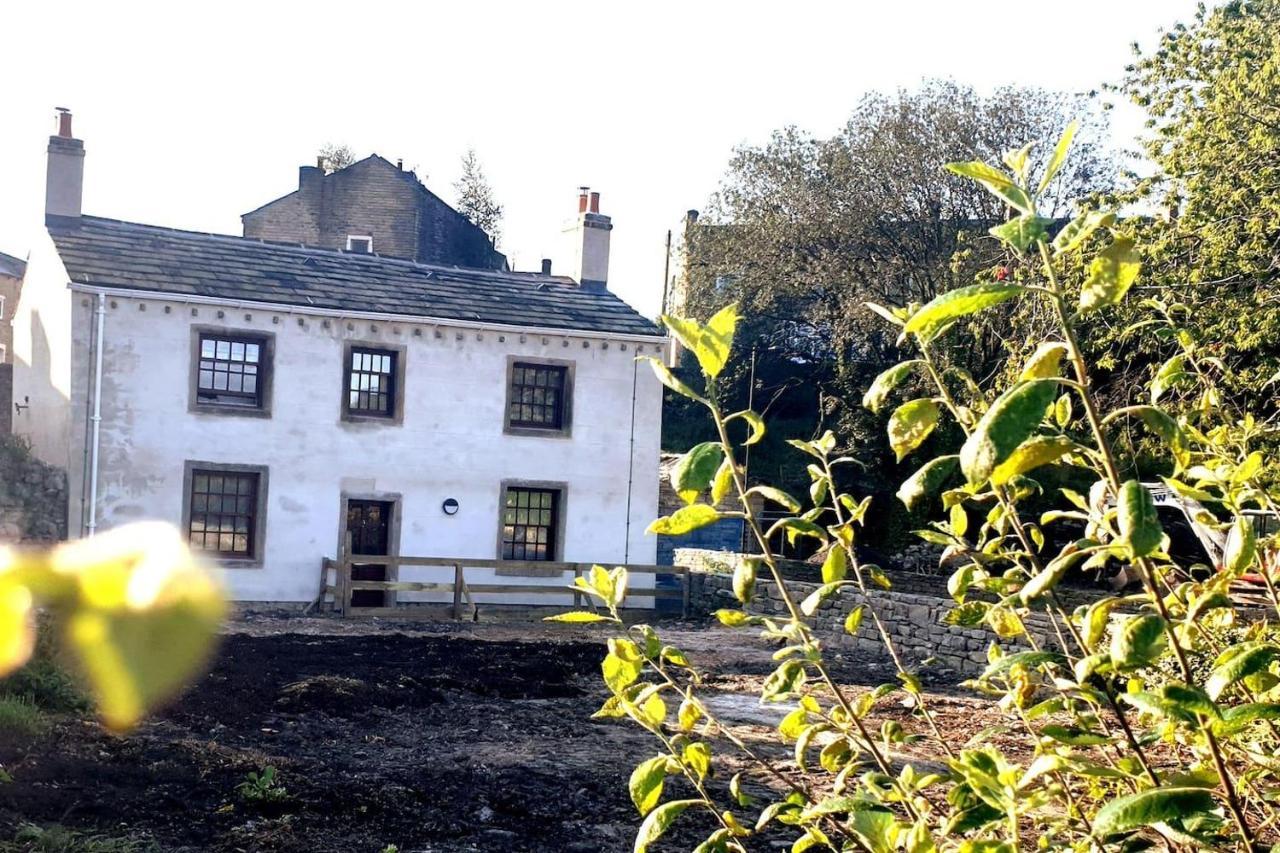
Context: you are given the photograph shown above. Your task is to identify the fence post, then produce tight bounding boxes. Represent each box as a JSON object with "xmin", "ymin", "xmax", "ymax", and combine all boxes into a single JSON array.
[
  {"xmin": 340, "ymin": 531, "xmax": 353, "ymax": 616},
  {"xmin": 452, "ymin": 563, "xmax": 464, "ymax": 620}
]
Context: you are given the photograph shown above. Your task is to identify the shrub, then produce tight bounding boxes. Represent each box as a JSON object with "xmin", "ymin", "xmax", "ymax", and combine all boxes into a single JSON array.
[{"xmin": 555, "ymin": 128, "xmax": 1280, "ymax": 852}]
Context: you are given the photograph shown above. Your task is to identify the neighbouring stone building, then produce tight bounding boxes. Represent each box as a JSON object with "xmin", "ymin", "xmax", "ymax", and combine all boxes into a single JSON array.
[
  {"xmin": 0, "ymin": 249, "xmax": 27, "ymax": 436},
  {"xmin": 12, "ymin": 110, "xmax": 668, "ymax": 607},
  {"xmin": 242, "ymin": 154, "xmax": 507, "ymax": 271},
  {"xmin": 0, "ymin": 250, "xmax": 24, "ymax": 365}
]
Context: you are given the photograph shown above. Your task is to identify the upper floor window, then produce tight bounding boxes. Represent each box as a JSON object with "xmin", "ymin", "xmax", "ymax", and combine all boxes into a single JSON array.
[
  {"xmin": 504, "ymin": 359, "xmax": 572, "ymax": 437},
  {"xmin": 346, "ymin": 235, "xmax": 373, "ymax": 254},
  {"xmin": 345, "ymin": 346, "xmax": 398, "ymax": 419},
  {"xmin": 196, "ymin": 333, "xmax": 266, "ymax": 409},
  {"xmin": 0, "ymin": 294, "xmax": 5, "ymax": 320}
]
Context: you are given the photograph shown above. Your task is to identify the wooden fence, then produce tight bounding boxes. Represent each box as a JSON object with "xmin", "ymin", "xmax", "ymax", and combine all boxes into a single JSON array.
[{"xmin": 313, "ymin": 547, "xmax": 689, "ymax": 619}]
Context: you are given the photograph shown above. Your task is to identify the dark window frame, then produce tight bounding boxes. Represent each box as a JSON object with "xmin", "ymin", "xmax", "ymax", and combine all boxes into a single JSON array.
[
  {"xmin": 188, "ymin": 326, "xmax": 274, "ymax": 418},
  {"xmin": 181, "ymin": 460, "xmax": 269, "ymax": 567},
  {"xmin": 340, "ymin": 341, "xmax": 406, "ymax": 424},
  {"xmin": 495, "ymin": 480, "xmax": 568, "ymax": 575},
  {"xmin": 503, "ymin": 357, "xmax": 574, "ymax": 438}
]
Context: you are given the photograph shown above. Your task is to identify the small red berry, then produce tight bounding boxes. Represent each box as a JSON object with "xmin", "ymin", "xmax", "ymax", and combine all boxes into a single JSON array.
[{"xmin": 994, "ymin": 266, "xmax": 1010, "ymax": 281}]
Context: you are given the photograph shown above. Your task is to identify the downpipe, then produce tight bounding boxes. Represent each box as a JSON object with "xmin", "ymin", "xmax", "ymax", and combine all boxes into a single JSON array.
[{"xmin": 86, "ymin": 292, "xmax": 105, "ymax": 536}]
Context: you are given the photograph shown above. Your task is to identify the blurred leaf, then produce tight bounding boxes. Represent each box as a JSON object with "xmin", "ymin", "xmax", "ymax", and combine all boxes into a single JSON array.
[{"xmin": 863, "ymin": 361, "xmax": 921, "ymax": 414}]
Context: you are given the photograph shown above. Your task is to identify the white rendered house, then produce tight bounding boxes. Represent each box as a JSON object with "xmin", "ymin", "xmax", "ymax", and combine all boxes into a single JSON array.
[{"xmin": 12, "ymin": 112, "xmax": 667, "ymax": 606}]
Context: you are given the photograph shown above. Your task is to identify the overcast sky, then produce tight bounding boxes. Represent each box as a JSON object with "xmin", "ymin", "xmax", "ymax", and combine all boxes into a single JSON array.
[{"xmin": 1, "ymin": 0, "xmax": 1202, "ymax": 318}]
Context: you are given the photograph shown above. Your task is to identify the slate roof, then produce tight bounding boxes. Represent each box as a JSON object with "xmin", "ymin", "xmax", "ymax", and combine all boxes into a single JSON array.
[
  {"xmin": 47, "ymin": 215, "xmax": 661, "ymax": 337},
  {"xmin": 0, "ymin": 250, "xmax": 25, "ymax": 279}
]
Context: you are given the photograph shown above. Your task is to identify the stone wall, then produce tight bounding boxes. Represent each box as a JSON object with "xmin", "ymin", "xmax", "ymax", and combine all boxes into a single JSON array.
[
  {"xmin": 677, "ymin": 548, "xmax": 1056, "ymax": 677},
  {"xmin": 0, "ymin": 364, "xmax": 11, "ymax": 435},
  {"xmin": 0, "ymin": 435, "xmax": 67, "ymax": 544}
]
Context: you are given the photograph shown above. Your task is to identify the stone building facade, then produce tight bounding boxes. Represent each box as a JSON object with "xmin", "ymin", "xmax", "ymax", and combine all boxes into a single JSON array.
[
  {"xmin": 242, "ymin": 155, "xmax": 507, "ymax": 270},
  {"xmin": 14, "ymin": 112, "xmax": 667, "ymax": 606}
]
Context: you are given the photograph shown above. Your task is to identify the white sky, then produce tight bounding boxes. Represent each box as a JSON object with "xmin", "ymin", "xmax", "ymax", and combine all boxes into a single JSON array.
[{"xmin": 1, "ymin": 0, "xmax": 1201, "ymax": 318}]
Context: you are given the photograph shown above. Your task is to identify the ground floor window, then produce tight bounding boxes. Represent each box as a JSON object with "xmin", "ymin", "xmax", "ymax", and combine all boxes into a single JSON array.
[
  {"xmin": 183, "ymin": 462, "xmax": 268, "ymax": 563},
  {"xmin": 500, "ymin": 486, "xmax": 561, "ymax": 561}
]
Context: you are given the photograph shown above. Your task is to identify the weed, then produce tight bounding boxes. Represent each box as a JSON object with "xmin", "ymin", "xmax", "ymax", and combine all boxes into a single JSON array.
[
  {"xmin": 2, "ymin": 823, "xmax": 155, "ymax": 852},
  {"xmin": 235, "ymin": 765, "xmax": 289, "ymax": 804}
]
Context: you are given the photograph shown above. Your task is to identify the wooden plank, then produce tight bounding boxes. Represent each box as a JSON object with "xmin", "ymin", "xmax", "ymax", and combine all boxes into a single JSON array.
[{"xmin": 347, "ymin": 554, "xmax": 671, "ymax": 574}]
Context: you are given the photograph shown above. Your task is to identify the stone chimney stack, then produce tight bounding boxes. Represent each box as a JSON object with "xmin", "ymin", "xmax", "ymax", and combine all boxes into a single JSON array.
[
  {"xmin": 45, "ymin": 108, "xmax": 85, "ymax": 220},
  {"xmin": 564, "ymin": 186, "xmax": 612, "ymax": 292}
]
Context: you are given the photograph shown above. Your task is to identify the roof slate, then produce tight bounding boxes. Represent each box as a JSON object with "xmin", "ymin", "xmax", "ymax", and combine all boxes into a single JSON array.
[
  {"xmin": 47, "ymin": 216, "xmax": 661, "ymax": 337},
  {"xmin": 0, "ymin": 250, "xmax": 26, "ymax": 279}
]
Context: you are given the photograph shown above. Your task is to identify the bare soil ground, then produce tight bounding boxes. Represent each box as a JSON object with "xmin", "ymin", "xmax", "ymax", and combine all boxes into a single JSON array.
[{"xmin": 0, "ymin": 614, "xmax": 1004, "ymax": 852}]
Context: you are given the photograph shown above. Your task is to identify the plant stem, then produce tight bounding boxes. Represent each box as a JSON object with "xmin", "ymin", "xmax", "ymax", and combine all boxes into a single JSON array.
[{"xmin": 1035, "ymin": 239, "xmax": 1256, "ymax": 851}]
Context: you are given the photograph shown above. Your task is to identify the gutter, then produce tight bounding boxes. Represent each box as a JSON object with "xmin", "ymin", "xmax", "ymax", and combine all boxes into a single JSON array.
[{"xmin": 67, "ymin": 283, "xmax": 672, "ymax": 350}]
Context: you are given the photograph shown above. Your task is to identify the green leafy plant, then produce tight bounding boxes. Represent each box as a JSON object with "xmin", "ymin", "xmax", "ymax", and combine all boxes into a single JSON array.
[
  {"xmin": 235, "ymin": 765, "xmax": 289, "ymax": 804},
  {"xmin": 556, "ymin": 124, "xmax": 1280, "ymax": 851}
]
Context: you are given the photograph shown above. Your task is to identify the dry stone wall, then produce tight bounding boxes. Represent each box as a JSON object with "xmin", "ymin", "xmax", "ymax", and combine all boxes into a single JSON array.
[
  {"xmin": 677, "ymin": 548, "xmax": 1057, "ymax": 677},
  {"xmin": 0, "ymin": 436, "xmax": 67, "ymax": 544}
]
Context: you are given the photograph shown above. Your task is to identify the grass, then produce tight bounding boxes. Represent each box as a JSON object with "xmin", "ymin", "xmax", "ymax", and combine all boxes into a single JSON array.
[
  {"xmin": 0, "ymin": 696, "xmax": 48, "ymax": 738},
  {"xmin": 0, "ymin": 824, "xmax": 156, "ymax": 853},
  {"xmin": 0, "ymin": 620, "xmax": 90, "ymax": 717}
]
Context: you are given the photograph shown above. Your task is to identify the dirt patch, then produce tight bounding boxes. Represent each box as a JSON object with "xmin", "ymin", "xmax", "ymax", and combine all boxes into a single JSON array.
[{"xmin": 0, "ymin": 618, "xmax": 1003, "ymax": 852}]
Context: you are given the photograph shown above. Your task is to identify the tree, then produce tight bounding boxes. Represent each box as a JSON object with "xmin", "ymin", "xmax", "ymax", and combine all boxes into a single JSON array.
[
  {"xmin": 316, "ymin": 143, "xmax": 356, "ymax": 174},
  {"xmin": 454, "ymin": 148, "xmax": 503, "ymax": 244},
  {"xmin": 1084, "ymin": 0, "xmax": 1280, "ymax": 421},
  {"xmin": 673, "ymin": 80, "xmax": 1114, "ymax": 508}
]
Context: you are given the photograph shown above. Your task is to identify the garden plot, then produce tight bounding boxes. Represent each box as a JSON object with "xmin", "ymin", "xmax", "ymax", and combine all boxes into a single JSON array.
[{"xmin": 0, "ymin": 616, "xmax": 992, "ymax": 852}]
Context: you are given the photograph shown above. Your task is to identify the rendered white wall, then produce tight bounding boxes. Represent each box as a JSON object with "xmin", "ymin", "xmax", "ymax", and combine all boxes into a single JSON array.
[
  {"xmin": 70, "ymin": 292, "xmax": 664, "ymax": 603},
  {"xmin": 11, "ymin": 233, "xmax": 74, "ymax": 471}
]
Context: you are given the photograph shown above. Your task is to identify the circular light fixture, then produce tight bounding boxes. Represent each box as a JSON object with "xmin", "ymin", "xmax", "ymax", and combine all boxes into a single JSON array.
[{"xmin": 442, "ymin": 498, "xmax": 460, "ymax": 516}]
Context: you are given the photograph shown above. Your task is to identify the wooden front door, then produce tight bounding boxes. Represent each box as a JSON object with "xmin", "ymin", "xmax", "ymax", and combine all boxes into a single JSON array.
[{"xmin": 347, "ymin": 499, "xmax": 394, "ymax": 608}]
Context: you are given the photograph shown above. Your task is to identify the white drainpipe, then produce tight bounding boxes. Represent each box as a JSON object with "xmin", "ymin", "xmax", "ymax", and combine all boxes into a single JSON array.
[{"xmin": 86, "ymin": 291, "xmax": 105, "ymax": 536}]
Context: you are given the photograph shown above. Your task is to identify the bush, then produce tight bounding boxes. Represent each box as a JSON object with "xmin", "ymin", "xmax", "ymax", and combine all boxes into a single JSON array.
[{"xmin": 557, "ymin": 131, "xmax": 1280, "ymax": 852}]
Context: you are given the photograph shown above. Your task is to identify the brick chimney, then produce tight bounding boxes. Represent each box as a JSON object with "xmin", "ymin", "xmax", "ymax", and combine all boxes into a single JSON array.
[
  {"xmin": 564, "ymin": 187, "xmax": 612, "ymax": 292},
  {"xmin": 46, "ymin": 108, "xmax": 85, "ymax": 220}
]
